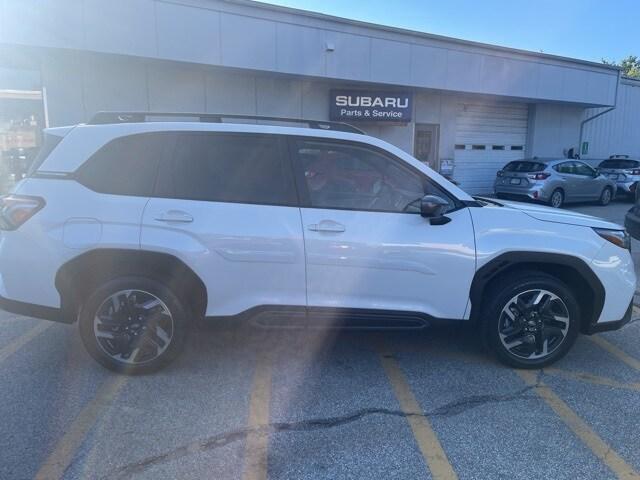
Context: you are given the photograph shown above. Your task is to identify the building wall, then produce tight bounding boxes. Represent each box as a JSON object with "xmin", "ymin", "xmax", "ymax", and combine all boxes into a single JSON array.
[
  {"xmin": 526, "ymin": 103, "xmax": 585, "ymax": 158},
  {"xmin": 0, "ymin": 0, "xmax": 618, "ymax": 107},
  {"xmin": 582, "ymin": 79, "xmax": 640, "ymax": 160}
]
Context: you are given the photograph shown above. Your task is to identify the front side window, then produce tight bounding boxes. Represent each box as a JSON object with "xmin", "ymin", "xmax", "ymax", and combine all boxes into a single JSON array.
[
  {"xmin": 294, "ymin": 140, "xmax": 453, "ymax": 213},
  {"xmin": 158, "ymin": 133, "xmax": 296, "ymax": 206},
  {"xmin": 573, "ymin": 162, "xmax": 595, "ymax": 176}
]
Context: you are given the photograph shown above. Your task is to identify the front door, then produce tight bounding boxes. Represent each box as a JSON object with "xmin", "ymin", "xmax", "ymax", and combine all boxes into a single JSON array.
[
  {"xmin": 414, "ymin": 124, "xmax": 440, "ymax": 170},
  {"xmin": 291, "ymin": 138, "xmax": 476, "ymax": 321}
]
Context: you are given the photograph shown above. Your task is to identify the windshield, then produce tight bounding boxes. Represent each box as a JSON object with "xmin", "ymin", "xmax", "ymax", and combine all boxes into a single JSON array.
[
  {"xmin": 598, "ymin": 159, "xmax": 640, "ymax": 169},
  {"xmin": 502, "ymin": 161, "xmax": 547, "ymax": 172}
]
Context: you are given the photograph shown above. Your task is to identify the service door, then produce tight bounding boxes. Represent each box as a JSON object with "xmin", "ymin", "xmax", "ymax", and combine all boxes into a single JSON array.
[
  {"xmin": 292, "ymin": 138, "xmax": 476, "ymax": 321},
  {"xmin": 141, "ymin": 132, "xmax": 306, "ymax": 317}
]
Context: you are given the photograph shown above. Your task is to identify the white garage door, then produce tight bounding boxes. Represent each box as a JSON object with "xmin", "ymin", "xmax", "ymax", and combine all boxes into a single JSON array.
[{"xmin": 453, "ymin": 102, "xmax": 528, "ymax": 194}]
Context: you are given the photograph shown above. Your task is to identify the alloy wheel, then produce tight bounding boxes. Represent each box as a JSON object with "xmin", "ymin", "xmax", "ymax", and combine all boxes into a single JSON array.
[
  {"xmin": 602, "ymin": 188, "xmax": 611, "ymax": 204},
  {"xmin": 93, "ymin": 289, "xmax": 174, "ymax": 365},
  {"xmin": 551, "ymin": 191, "xmax": 563, "ymax": 208},
  {"xmin": 498, "ymin": 289, "xmax": 570, "ymax": 360}
]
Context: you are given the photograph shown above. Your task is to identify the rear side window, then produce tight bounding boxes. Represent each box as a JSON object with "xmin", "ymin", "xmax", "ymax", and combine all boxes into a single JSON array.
[
  {"xmin": 157, "ymin": 133, "xmax": 296, "ymax": 206},
  {"xmin": 598, "ymin": 159, "xmax": 640, "ymax": 169},
  {"xmin": 502, "ymin": 161, "xmax": 546, "ymax": 172},
  {"xmin": 76, "ymin": 133, "xmax": 167, "ymax": 196}
]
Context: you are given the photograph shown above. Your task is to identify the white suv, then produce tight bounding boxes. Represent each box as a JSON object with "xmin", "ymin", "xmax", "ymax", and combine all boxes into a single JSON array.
[{"xmin": 0, "ymin": 112, "xmax": 635, "ymax": 373}]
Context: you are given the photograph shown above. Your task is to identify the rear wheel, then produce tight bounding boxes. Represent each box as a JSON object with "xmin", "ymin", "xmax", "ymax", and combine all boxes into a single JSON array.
[
  {"xmin": 549, "ymin": 189, "xmax": 564, "ymax": 208},
  {"xmin": 482, "ymin": 272, "xmax": 580, "ymax": 368},
  {"xmin": 599, "ymin": 187, "xmax": 613, "ymax": 206},
  {"xmin": 79, "ymin": 276, "xmax": 188, "ymax": 374}
]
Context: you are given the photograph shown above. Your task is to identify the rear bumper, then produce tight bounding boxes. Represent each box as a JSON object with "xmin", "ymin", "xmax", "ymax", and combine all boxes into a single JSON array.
[
  {"xmin": 494, "ymin": 183, "xmax": 551, "ymax": 201},
  {"xmin": 585, "ymin": 299, "xmax": 633, "ymax": 334}
]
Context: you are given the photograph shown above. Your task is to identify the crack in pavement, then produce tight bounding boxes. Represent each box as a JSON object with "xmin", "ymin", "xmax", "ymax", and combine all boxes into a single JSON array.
[{"xmin": 106, "ymin": 385, "xmax": 537, "ymax": 479}]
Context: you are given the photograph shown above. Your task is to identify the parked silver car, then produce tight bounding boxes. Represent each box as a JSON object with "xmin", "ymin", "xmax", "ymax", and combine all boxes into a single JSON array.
[
  {"xmin": 494, "ymin": 158, "xmax": 616, "ymax": 208},
  {"xmin": 597, "ymin": 155, "xmax": 640, "ymax": 199}
]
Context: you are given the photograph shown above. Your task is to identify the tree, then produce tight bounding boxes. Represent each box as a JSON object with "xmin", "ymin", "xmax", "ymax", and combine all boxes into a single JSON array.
[{"xmin": 602, "ymin": 55, "xmax": 640, "ymax": 79}]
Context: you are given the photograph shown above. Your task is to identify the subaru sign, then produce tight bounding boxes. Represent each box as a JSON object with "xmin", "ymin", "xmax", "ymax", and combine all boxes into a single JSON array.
[{"xmin": 330, "ymin": 90, "xmax": 413, "ymax": 123}]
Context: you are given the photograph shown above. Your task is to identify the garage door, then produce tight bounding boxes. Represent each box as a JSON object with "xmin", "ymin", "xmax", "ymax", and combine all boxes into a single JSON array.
[{"xmin": 453, "ymin": 102, "xmax": 528, "ymax": 194}]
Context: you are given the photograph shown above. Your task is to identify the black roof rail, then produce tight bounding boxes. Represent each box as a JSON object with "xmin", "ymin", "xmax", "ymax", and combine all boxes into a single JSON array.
[{"xmin": 88, "ymin": 111, "xmax": 365, "ymax": 134}]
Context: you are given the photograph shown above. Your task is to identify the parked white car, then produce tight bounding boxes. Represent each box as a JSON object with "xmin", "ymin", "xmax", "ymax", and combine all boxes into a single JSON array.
[{"xmin": 0, "ymin": 112, "xmax": 635, "ymax": 373}]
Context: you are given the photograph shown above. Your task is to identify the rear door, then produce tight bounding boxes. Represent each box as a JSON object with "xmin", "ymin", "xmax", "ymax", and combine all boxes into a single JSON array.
[
  {"xmin": 141, "ymin": 132, "xmax": 306, "ymax": 317},
  {"xmin": 291, "ymin": 137, "xmax": 476, "ymax": 321}
]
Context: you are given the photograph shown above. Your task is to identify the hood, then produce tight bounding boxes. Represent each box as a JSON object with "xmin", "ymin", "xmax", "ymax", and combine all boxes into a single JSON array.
[{"xmin": 476, "ymin": 197, "xmax": 622, "ymax": 230}]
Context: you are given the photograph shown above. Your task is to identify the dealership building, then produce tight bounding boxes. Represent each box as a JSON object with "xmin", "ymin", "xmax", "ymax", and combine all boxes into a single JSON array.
[{"xmin": 1, "ymin": 0, "xmax": 640, "ymax": 193}]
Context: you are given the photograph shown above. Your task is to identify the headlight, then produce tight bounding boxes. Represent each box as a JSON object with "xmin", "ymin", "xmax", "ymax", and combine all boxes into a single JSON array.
[{"xmin": 593, "ymin": 228, "xmax": 630, "ymax": 250}]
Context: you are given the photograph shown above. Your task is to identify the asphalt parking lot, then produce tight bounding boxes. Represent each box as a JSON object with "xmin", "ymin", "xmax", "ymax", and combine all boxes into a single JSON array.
[{"xmin": 1, "ymin": 199, "xmax": 640, "ymax": 480}]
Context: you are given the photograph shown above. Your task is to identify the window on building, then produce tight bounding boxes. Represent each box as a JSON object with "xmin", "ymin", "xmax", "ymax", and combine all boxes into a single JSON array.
[
  {"xmin": 294, "ymin": 140, "xmax": 453, "ymax": 213},
  {"xmin": 454, "ymin": 144, "xmax": 466, "ymax": 150},
  {"xmin": 158, "ymin": 133, "xmax": 296, "ymax": 205},
  {"xmin": 510, "ymin": 145, "xmax": 524, "ymax": 151},
  {"xmin": 492, "ymin": 145, "xmax": 505, "ymax": 150},
  {"xmin": 471, "ymin": 145, "xmax": 486, "ymax": 150},
  {"xmin": 77, "ymin": 133, "xmax": 168, "ymax": 196}
]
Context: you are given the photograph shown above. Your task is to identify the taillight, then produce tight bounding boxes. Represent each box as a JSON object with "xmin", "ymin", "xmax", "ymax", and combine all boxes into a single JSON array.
[
  {"xmin": 0, "ymin": 195, "xmax": 45, "ymax": 230},
  {"xmin": 496, "ymin": 171, "xmax": 504, "ymax": 177},
  {"xmin": 527, "ymin": 172, "xmax": 551, "ymax": 180}
]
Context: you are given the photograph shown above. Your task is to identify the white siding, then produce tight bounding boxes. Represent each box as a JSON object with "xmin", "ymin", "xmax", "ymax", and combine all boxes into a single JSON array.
[
  {"xmin": 454, "ymin": 102, "xmax": 528, "ymax": 194},
  {"xmin": 582, "ymin": 80, "xmax": 640, "ymax": 160}
]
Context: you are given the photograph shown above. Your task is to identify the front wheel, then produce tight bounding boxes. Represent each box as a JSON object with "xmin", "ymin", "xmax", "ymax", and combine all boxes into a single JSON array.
[
  {"xmin": 483, "ymin": 272, "xmax": 580, "ymax": 368},
  {"xmin": 599, "ymin": 187, "xmax": 613, "ymax": 206},
  {"xmin": 79, "ymin": 276, "xmax": 188, "ymax": 374}
]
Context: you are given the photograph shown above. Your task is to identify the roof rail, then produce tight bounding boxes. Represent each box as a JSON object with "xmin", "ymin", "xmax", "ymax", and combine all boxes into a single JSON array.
[{"xmin": 88, "ymin": 111, "xmax": 365, "ymax": 134}]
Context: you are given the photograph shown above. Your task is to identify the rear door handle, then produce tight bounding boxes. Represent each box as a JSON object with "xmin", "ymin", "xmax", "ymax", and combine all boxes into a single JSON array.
[
  {"xmin": 308, "ymin": 220, "xmax": 345, "ymax": 233},
  {"xmin": 154, "ymin": 210, "xmax": 194, "ymax": 223}
]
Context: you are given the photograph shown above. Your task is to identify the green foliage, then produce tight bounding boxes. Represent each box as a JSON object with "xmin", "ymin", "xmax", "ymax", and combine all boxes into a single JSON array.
[{"xmin": 602, "ymin": 55, "xmax": 640, "ymax": 79}]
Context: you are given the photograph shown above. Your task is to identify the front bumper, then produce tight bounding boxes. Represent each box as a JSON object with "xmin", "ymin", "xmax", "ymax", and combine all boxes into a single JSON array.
[{"xmin": 585, "ymin": 299, "xmax": 633, "ymax": 334}]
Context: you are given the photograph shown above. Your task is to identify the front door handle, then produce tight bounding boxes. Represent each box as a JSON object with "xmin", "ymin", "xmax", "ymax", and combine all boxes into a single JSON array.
[
  {"xmin": 154, "ymin": 210, "xmax": 194, "ymax": 223},
  {"xmin": 308, "ymin": 220, "xmax": 346, "ymax": 233}
]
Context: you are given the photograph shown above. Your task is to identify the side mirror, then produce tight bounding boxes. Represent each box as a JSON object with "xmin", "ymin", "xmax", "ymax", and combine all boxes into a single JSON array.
[{"xmin": 420, "ymin": 195, "xmax": 451, "ymax": 225}]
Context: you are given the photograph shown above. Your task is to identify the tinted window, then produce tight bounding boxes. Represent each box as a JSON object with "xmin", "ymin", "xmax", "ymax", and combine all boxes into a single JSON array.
[
  {"xmin": 77, "ymin": 133, "xmax": 166, "ymax": 196},
  {"xmin": 554, "ymin": 162, "xmax": 574, "ymax": 174},
  {"xmin": 599, "ymin": 159, "xmax": 640, "ymax": 169},
  {"xmin": 503, "ymin": 161, "xmax": 546, "ymax": 173},
  {"xmin": 295, "ymin": 140, "xmax": 453, "ymax": 213},
  {"xmin": 573, "ymin": 162, "xmax": 595, "ymax": 176},
  {"xmin": 159, "ymin": 133, "xmax": 295, "ymax": 205}
]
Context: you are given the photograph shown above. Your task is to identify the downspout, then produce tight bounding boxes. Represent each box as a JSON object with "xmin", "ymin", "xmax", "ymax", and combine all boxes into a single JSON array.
[{"xmin": 578, "ymin": 69, "xmax": 621, "ymax": 156}]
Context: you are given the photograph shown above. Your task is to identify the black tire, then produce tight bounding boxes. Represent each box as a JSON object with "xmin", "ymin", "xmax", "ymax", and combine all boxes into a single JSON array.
[
  {"xmin": 598, "ymin": 187, "xmax": 613, "ymax": 206},
  {"xmin": 482, "ymin": 271, "xmax": 580, "ymax": 369},
  {"xmin": 79, "ymin": 276, "xmax": 189, "ymax": 374},
  {"xmin": 548, "ymin": 188, "xmax": 564, "ymax": 208}
]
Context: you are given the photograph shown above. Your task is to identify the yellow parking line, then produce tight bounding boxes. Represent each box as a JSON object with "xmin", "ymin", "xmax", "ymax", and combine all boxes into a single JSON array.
[
  {"xmin": 34, "ymin": 375, "xmax": 128, "ymax": 480},
  {"xmin": 589, "ymin": 336, "xmax": 640, "ymax": 372},
  {"xmin": 377, "ymin": 344, "xmax": 458, "ymax": 480},
  {"xmin": 544, "ymin": 367, "xmax": 640, "ymax": 392},
  {"xmin": 517, "ymin": 370, "xmax": 639, "ymax": 480},
  {"xmin": 242, "ymin": 354, "xmax": 274, "ymax": 480},
  {"xmin": 0, "ymin": 322, "xmax": 52, "ymax": 364}
]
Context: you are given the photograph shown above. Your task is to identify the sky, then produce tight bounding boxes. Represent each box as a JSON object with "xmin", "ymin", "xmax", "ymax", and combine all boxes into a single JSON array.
[{"xmin": 259, "ymin": 0, "xmax": 639, "ymax": 64}]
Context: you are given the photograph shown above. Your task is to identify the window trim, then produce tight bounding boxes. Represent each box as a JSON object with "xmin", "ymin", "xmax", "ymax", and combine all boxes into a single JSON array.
[
  {"xmin": 153, "ymin": 131, "xmax": 299, "ymax": 208},
  {"xmin": 287, "ymin": 136, "xmax": 462, "ymax": 215}
]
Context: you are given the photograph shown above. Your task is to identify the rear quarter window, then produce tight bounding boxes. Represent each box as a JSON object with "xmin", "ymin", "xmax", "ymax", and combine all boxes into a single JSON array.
[{"xmin": 75, "ymin": 133, "xmax": 169, "ymax": 196}]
